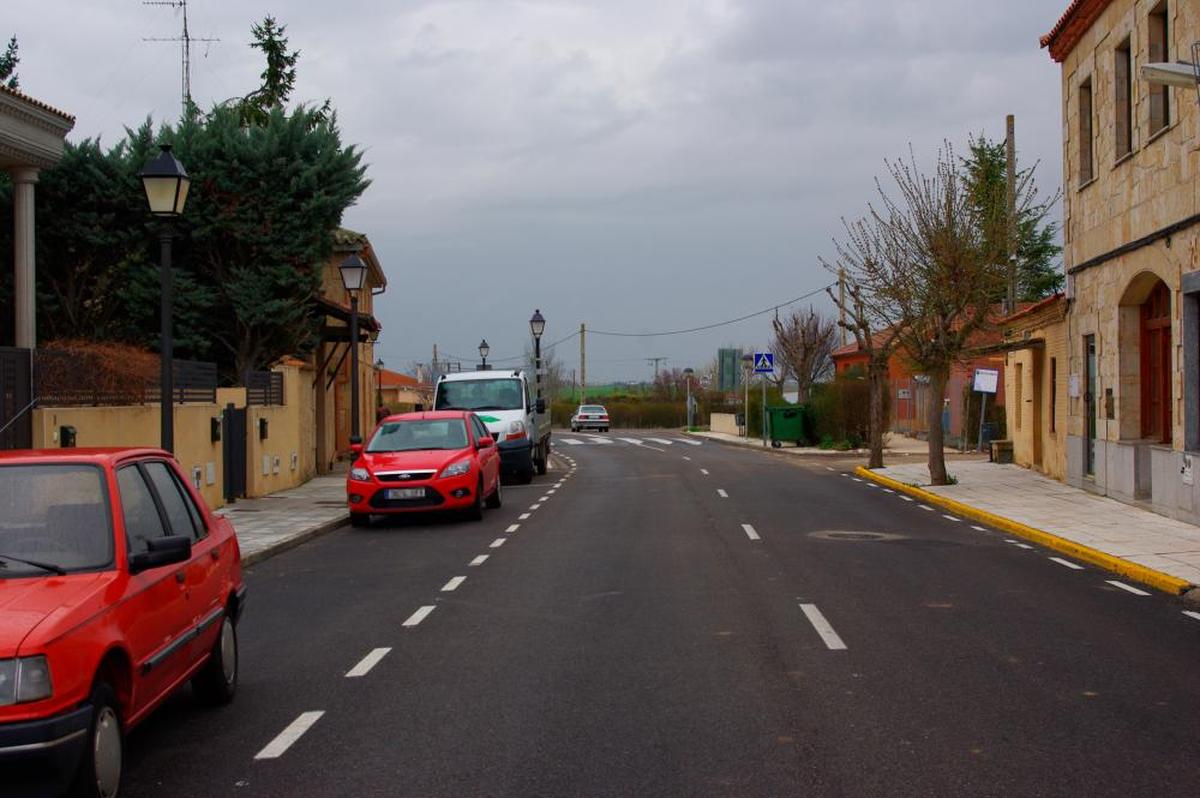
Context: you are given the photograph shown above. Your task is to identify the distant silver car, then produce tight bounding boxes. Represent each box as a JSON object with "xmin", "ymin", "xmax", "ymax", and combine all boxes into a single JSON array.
[{"xmin": 570, "ymin": 404, "xmax": 610, "ymax": 432}]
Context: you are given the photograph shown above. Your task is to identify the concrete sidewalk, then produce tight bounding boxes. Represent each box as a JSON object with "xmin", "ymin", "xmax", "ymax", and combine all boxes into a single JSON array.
[
  {"xmin": 690, "ymin": 430, "xmax": 949, "ymax": 457},
  {"xmin": 867, "ymin": 460, "xmax": 1200, "ymax": 593},
  {"xmin": 214, "ymin": 475, "xmax": 348, "ymax": 566}
]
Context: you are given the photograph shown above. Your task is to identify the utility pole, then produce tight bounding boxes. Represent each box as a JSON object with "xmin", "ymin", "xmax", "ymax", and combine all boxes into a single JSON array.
[
  {"xmin": 1006, "ymin": 113, "xmax": 1017, "ymax": 314},
  {"xmin": 144, "ymin": 0, "xmax": 219, "ymax": 117},
  {"xmin": 646, "ymin": 357, "xmax": 668, "ymax": 381},
  {"xmin": 579, "ymin": 323, "xmax": 587, "ymax": 402}
]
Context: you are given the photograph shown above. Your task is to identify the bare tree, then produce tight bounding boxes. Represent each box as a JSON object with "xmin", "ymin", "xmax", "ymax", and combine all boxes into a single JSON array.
[
  {"xmin": 823, "ymin": 216, "xmax": 904, "ymax": 470},
  {"xmin": 853, "ymin": 144, "xmax": 1005, "ymax": 484},
  {"xmin": 770, "ymin": 308, "xmax": 835, "ymax": 402}
]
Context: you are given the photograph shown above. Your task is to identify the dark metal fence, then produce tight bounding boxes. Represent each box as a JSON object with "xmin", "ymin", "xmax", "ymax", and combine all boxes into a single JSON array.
[
  {"xmin": 35, "ymin": 349, "xmax": 217, "ymax": 406},
  {"xmin": 244, "ymin": 370, "xmax": 284, "ymax": 406},
  {"xmin": 0, "ymin": 348, "xmax": 33, "ymax": 449}
]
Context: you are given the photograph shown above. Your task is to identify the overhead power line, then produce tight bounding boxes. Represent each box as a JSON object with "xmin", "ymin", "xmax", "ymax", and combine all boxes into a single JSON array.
[{"xmin": 587, "ymin": 282, "xmax": 836, "ymax": 338}]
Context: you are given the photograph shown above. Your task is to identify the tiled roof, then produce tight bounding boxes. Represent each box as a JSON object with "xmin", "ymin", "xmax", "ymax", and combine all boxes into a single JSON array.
[
  {"xmin": 1001, "ymin": 293, "xmax": 1066, "ymax": 324},
  {"xmin": 0, "ymin": 83, "xmax": 75, "ymax": 123},
  {"xmin": 1040, "ymin": 0, "xmax": 1113, "ymax": 62}
]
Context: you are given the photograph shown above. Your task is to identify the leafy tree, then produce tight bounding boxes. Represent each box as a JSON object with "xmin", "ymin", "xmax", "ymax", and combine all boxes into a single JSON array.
[
  {"xmin": 0, "ymin": 36, "xmax": 18, "ymax": 89},
  {"xmin": 962, "ymin": 134, "xmax": 1062, "ymax": 301}
]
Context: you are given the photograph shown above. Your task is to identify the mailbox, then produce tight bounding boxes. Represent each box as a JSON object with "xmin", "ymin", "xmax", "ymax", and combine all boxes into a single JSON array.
[
  {"xmin": 210, "ymin": 416, "xmax": 222, "ymax": 443},
  {"xmin": 60, "ymin": 425, "xmax": 77, "ymax": 448},
  {"xmin": 258, "ymin": 417, "xmax": 269, "ymax": 440}
]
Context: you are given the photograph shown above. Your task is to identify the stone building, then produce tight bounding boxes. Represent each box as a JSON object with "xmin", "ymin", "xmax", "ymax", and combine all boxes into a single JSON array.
[
  {"xmin": 1042, "ymin": 0, "xmax": 1199, "ymax": 521},
  {"xmin": 1000, "ymin": 295, "xmax": 1069, "ymax": 481}
]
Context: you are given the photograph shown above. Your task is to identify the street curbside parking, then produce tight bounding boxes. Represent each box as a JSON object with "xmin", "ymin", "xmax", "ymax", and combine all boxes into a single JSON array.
[{"xmin": 854, "ymin": 466, "xmax": 1196, "ymax": 597}]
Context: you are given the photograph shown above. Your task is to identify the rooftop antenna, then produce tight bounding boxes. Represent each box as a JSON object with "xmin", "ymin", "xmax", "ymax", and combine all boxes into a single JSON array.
[
  {"xmin": 646, "ymin": 357, "xmax": 668, "ymax": 380},
  {"xmin": 144, "ymin": 0, "xmax": 219, "ymax": 116}
]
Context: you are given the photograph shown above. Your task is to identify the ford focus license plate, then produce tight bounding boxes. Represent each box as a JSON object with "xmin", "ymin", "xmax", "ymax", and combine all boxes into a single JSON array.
[{"xmin": 387, "ymin": 488, "xmax": 425, "ymax": 500}]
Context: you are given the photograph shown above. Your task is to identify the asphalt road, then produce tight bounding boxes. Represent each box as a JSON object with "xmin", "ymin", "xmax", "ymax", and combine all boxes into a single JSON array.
[{"xmin": 120, "ymin": 432, "xmax": 1200, "ymax": 797}]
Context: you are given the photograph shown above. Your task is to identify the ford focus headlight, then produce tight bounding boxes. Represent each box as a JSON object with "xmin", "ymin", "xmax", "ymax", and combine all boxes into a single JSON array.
[
  {"xmin": 440, "ymin": 458, "xmax": 472, "ymax": 478},
  {"xmin": 349, "ymin": 467, "xmax": 371, "ymax": 482},
  {"xmin": 0, "ymin": 656, "xmax": 52, "ymax": 705}
]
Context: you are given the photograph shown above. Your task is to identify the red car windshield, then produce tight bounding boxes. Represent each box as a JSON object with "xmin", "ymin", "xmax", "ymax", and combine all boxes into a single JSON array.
[
  {"xmin": 367, "ymin": 419, "xmax": 470, "ymax": 453},
  {"xmin": 0, "ymin": 464, "xmax": 113, "ymax": 577}
]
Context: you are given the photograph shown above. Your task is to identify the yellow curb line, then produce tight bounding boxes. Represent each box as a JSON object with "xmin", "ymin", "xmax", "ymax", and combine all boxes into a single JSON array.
[{"xmin": 854, "ymin": 465, "xmax": 1195, "ymax": 596}]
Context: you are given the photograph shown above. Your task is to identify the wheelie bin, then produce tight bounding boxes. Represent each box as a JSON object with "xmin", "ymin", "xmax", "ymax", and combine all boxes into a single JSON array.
[{"xmin": 767, "ymin": 405, "xmax": 810, "ymax": 447}]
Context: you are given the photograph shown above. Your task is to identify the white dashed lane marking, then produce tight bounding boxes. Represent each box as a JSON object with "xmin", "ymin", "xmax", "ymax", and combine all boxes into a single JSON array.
[
  {"xmin": 1005, "ymin": 540, "xmax": 1035, "ymax": 550},
  {"xmin": 490, "ymin": 538, "xmax": 506, "ymax": 549},
  {"xmin": 442, "ymin": 576, "xmax": 467, "ymax": 592},
  {"xmin": 900, "ymin": 496, "xmax": 914, "ymax": 502},
  {"xmin": 1184, "ymin": 611, "xmax": 1200, "ymax": 622},
  {"xmin": 971, "ymin": 525, "xmax": 987, "ymax": 531},
  {"xmin": 942, "ymin": 514, "xmax": 961, "ymax": 522},
  {"xmin": 918, "ymin": 504, "xmax": 935, "ymax": 512},
  {"xmin": 506, "ymin": 524, "xmax": 520, "ymax": 533},
  {"xmin": 255, "ymin": 712, "xmax": 325, "ymax": 760},
  {"xmin": 742, "ymin": 524, "xmax": 761, "ymax": 541},
  {"xmin": 529, "ymin": 504, "xmax": 541, "ymax": 510},
  {"xmin": 1106, "ymin": 580, "xmax": 1151, "ymax": 596},
  {"xmin": 798, "ymin": 604, "xmax": 848, "ymax": 650},
  {"xmin": 700, "ymin": 468, "xmax": 710, "ymax": 476},
  {"xmin": 1048, "ymin": 556, "xmax": 1084, "ymax": 570},
  {"xmin": 717, "ymin": 489, "xmax": 728, "ymax": 498},
  {"xmin": 345, "ymin": 648, "xmax": 391, "ymax": 678},
  {"xmin": 519, "ymin": 513, "xmax": 531, "ymax": 520},
  {"xmin": 469, "ymin": 555, "xmax": 489, "ymax": 567},
  {"xmin": 403, "ymin": 606, "xmax": 436, "ymax": 627}
]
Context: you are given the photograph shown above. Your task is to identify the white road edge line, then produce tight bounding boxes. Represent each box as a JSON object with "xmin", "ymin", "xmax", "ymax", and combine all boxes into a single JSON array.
[
  {"xmin": 700, "ymin": 468, "xmax": 710, "ymax": 475},
  {"xmin": 941, "ymin": 514, "xmax": 961, "ymax": 522},
  {"xmin": 1106, "ymin": 580, "xmax": 1151, "ymax": 596},
  {"xmin": 469, "ymin": 555, "xmax": 488, "ymax": 566},
  {"xmin": 826, "ymin": 466, "xmax": 835, "ymax": 471},
  {"xmin": 798, "ymin": 604, "xmax": 848, "ymax": 650},
  {"xmin": 742, "ymin": 523, "xmax": 761, "ymax": 541},
  {"xmin": 442, "ymin": 576, "xmax": 467, "ymax": 592},
  {"xmin": 918, "ymin": 504, "xmax": 935, "ymax": 512},
  {"xmin": 971, "ymin": 525, "xmax": 987, "ymax": 531},
  {"xmin": 900, "ymin": 496, "xmax": 914, "ymax": 502},
  {"xmin": 717, "ymin": 489, "xmax": 729, "ymax": 498},
  {"xmin": 490, "ymin": 538, "xmax": 506, "ymax": 549},
  {"xmin": 519, "ymin": 513, "xmax": 531, "ymax": 520},
  {"xmin": 1048, "ymin": 556, "xmax": 1085, "ymax": 570},
  {"xmin": 345, "ymin": 648, "xmax": 391, "ymax": 678},
  {"xmin": 255, "ymin": 711, "xmax": 325, "ymax": 760},
  {"xmin": 529, "ymin": 504, "xmax": 541, "ymax": 510},
  {"xmin": 403, "ymin": 606, "xmax": 436, "ymax": 627}
]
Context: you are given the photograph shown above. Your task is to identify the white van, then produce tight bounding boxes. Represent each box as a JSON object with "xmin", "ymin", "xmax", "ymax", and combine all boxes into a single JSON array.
[{"xmin": 433, "ymin": 369, "xmax": 550, "ymax": 483}]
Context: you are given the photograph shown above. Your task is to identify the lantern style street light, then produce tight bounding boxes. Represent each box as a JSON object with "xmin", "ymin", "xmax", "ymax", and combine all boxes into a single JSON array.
[
  {"xmin": 529, "ymin": 309, "xmax": 545, "ymax": 402},
  {"xmin": 683, "ymin": 367, "xmax": 695, "ymax": 429},
  {"xmin": 479, "ymin": 339, "xmax": 490, "ymax": 370},
  {"xmin": 139, "ymin": 143, "xmax": 191, "ymax": 453},
  {"xmin": 340, "ymin": 253, "xmax": 369, "ymax": 444}
]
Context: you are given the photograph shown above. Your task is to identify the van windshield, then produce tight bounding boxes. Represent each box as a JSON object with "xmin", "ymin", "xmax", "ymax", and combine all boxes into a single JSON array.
[{"xmin": 436, "ymin": 379, "xmax": 524, "ymax": 411}]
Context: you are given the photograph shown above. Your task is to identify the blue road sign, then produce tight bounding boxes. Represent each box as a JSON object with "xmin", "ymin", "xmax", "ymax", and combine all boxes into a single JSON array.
[{"xmin": 753, "ymin": 352, "xmax": 774, "ymax": 373}]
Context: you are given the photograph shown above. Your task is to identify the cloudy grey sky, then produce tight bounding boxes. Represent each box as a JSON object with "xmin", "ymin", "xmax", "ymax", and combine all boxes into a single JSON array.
[{"xmin": 9, "ymin": 0, "xmax": 1066, "ymax": 382}]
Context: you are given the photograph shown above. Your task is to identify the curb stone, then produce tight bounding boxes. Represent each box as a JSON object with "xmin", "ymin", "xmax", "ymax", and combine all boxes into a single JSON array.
[
  {"xmin": 240, "ymin": 514, "xmax": 349, "ymax": 568},
  {"xmin": 855, "ymin": 466, "xmax": 1196, "ymax": 597}
]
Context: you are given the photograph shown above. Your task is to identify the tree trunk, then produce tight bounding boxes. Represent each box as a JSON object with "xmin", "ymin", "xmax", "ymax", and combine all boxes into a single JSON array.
[
  {"xmin": 867, "ymin": 357, "xmax": 887, "ymax": 469},
  {"xmin": 926, "ymin": 368, "xmax": 949, "ymax": 485}
]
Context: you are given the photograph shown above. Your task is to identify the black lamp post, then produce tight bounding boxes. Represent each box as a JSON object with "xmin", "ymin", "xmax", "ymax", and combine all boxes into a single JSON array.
[
  {"xmin": 339, "ymin": 254, "xmax": 369, "ymax": 445},
  {"xmin": 683, "ymin": 367, "xmax": 695, "ymax": 428},
  {"xmin": 139, "ymin": 143, "xmax": 191, "ymax": 453},
  {"xmin": 529, "ymin": 309, "xmax": 545, "ymax": 402},
  {"xmin": 479, "ymin": 339, "xmax": 490, "ymax": 370},
  {"xmin": 374, "ymin": 358, "xmax": 385, "ymax": 409}
]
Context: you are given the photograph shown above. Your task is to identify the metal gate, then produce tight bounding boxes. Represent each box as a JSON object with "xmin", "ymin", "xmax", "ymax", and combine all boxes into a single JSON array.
[
  {"xmin": 0, "ymin": 348, "xmax": 32, "ymax": 450},
  {"xmin": 222, "ymin": 403, "xmax": 248, "ymax": 502}
]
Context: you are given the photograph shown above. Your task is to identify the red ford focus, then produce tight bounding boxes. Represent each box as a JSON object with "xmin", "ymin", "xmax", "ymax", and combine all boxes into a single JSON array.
[
  {"xmin": 347, "ymin": 411, "xmax": 502, "ymax": 526},
  {"xmin": 0, "ymin": 448, "xmax": 245, "ymax": 798}
]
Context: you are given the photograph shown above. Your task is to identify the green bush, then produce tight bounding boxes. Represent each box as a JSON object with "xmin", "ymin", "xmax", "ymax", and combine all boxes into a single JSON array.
[{"xmin": 809, "ymin": 376, "xmax": 882, "ymax": 448}]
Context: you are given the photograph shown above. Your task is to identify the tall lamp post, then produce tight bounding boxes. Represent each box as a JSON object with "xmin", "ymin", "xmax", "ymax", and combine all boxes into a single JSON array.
[
  {"xmin": 139, "ymin": 144, "xmax": 191, "ymax": 453},
  {"xmin": 741, "ymin": 353, "xmax": 753, "ymax": 438},
  {"xmin": 529, "ymin": 309, "xmax": 545, "ymax": 402},
  {"xmin": 374, "ymin": 358, "xmax": 385, "ymax": 410},
  {"xmin": 479, "ymin": 339, "xmax": 490, "ymax": 370},
  {"xmin": 683, "ymin": 367, "xmax": 695, "ymax": 429},
  {"xmin": 339, "ymin": 254, "xmax": 368, "ymax": 445}
]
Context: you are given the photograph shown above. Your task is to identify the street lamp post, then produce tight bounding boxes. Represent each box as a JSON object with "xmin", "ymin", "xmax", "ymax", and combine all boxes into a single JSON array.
[
  {"xmin": 683, "ymin": 367, "xmax": 694, "ymax": 429},
  {"xmin": 374, "ymin": 358, "xmax": 385, "ymax": 410},
  {"xmin": 479, "ymin": 339, "xmax": 490, "ymax": 370},
  {"xmin": 741, "ymin": 353, "xmax": 753, "ymax": 438},
  {"xmin": 139, "ymin": 144, "xmax": 191, "ymax": 453},
  {"xmin": 529, "ymin": 309, "xmax": 546, "ymax": 403},
  {"xmin": 339, "ymin": 254, "xmax": 369, "ymax": 445}
]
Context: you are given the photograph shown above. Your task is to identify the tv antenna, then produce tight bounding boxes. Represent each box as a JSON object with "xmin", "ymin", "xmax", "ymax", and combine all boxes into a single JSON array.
[
  {"xmin": 143, "ymin": 0, "xmax": 220, "ymax": 115},
  {"xmin": 646, "ymin": 357, "xmax": 668, "ymax": 380}
]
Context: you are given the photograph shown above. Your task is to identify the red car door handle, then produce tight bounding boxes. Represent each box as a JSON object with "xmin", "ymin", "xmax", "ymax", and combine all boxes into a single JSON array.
[
  {"xmin": 210, "ymin": 549, "xmax": 220, "ymax": 561},
  {"xmin": 175, "ymin": 570, "xmax": 186, "ymax": 584}
]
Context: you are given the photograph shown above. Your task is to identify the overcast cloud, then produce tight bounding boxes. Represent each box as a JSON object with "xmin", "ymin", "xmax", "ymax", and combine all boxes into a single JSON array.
[{"xmin": 8, "ymin": 0, "xmax": 1065, "ymax": 382}]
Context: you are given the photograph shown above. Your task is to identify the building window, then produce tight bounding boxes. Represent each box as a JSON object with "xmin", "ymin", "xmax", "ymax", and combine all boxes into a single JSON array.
[
  {"xmin": 1149, "ymin": 1, "xmax": 1170, "ymax": 135},
  {"xmin": 1079, "ymin": 78, "xmax": 1094, "ymax": 185},
  {"xmin": 1050, "ymin": 357, "xmax": 1058, "ymax": 433},
  {"xmin": 1115, "ymin": 38, "xmax": 1133, "ymax": 158}
]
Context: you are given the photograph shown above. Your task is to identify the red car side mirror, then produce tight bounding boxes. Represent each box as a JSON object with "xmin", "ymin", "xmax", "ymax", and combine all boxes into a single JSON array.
[{"xmin": 478, "ymin": 436, "xmax": 495, "ymax": 449}]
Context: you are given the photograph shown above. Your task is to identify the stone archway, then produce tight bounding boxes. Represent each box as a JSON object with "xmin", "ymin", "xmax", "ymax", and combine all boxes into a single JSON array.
[{"xmin": 1117, "ymin": 270, "xmax": 1172, "ymax": 443}]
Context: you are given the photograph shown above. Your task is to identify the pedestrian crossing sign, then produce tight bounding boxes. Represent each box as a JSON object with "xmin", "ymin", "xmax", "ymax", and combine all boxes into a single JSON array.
[{"xmin": 753, "ymin": 352, "xmax": 774, "ymax": 373}]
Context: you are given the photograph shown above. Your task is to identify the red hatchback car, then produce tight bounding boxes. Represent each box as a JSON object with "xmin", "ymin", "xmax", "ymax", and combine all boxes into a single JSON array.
[
  {"xmin": 347, "ymin": 411, "xmax": 502, "ymax": 525},
  {"xmin": 0, "ymin": 449, "xmax": 245, "ymax": 798}
]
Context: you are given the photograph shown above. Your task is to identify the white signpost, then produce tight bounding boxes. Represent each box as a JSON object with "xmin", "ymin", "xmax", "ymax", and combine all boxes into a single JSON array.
[
  {"xmin": 974, "ymin": 368, "xmax": 1000, "ymax": 453},
  {"xmin": 754, "ymin": 352, "xmax": 774, "ymax": 446}
]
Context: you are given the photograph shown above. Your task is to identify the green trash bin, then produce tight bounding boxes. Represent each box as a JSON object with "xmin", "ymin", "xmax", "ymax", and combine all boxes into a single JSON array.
[{"xmin": 767, "ymin": 405, "xmax": 809, "ymax": 448}]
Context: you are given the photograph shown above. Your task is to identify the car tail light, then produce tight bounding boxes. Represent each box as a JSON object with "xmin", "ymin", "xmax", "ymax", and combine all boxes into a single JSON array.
[{"xmin": 505, "ymin": 431, "xmax": 527, "ymax": 441}]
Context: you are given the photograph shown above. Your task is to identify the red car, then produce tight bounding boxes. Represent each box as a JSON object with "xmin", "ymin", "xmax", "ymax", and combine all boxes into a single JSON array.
[
  {"xmin": 347, "ymin": 411, "xmax": 503, "ymax": 525},
  {"xmin": 0, "ymin": 448, "xmax": 245, "ymax": 798}
]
